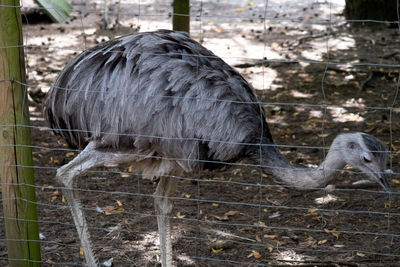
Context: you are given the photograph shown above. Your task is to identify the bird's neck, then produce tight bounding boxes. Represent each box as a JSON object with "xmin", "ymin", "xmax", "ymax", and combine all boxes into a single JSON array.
[{"xmin": 258, "ymin": 143, "xmax": 346, "ymax": 189}]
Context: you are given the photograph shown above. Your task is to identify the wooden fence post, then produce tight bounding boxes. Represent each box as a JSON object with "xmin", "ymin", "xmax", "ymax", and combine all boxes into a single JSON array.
[
  {"xmin": 0, "ymin": 1, "xmax": 41, "ymax": 266},
  {"xmin": 173, "ymin": 0, "xmax": 190, "ymax": 33}
]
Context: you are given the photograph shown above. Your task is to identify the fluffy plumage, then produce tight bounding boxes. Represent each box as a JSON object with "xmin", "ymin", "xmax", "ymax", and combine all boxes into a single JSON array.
[
  {"xmin": 44, "ymin": 30, "xmax": 390, "ymax": 267},
  {"xmin": 45, "ymin": 29, "xmax": 275, "ymax": 176}
]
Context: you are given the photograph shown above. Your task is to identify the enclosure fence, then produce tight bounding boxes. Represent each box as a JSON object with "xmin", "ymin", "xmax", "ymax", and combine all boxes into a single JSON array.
[{"xmin": 1, "ymin": 0, "xmax": 400, "ymax": 266}]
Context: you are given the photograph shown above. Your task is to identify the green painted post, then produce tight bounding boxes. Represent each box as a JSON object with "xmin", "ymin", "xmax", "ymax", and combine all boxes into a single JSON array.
[
  {"xmin": 0, "ymin": 1, "xmax": 42, "ymax": 266},
  {"xmin": 173, "ymin": 0, "xmax": 190, "ymax": 33}
]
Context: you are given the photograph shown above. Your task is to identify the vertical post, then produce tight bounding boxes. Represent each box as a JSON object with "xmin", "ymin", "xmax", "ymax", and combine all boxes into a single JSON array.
[
  {"xmin": 173, "ymin": 0, "xmax": 190, "ymax": 33},
  {"xmin": 0, "ymin": 1, "xmax": 41, "ymax": 266}
]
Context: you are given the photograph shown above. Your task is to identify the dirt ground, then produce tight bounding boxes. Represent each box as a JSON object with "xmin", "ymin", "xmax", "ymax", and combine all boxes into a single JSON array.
[{"xmin": 1, "ymin": 0, "xmax": 400, "ymax": 266}]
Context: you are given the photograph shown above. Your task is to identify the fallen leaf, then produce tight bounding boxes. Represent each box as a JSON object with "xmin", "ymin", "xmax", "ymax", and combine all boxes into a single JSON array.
[
  {"xmin": 212, "ymin": 214, "xmax": 229, "ymax": 221},
  {"xmin": 356, "ymin": 252, "xmax": 365, "ymax": 257},
  {"xmin": 265, "ymin": 197, "xmax": 280, "ymax": 206},
  {"xmin": 176, "ymin": 211, "xmax": 185, "ymax": 218},
  {"xmin": 318, "ymin": 239, "xmax": 327, "ymax": 245},
  {"xmin": 264, "ymin": 234, "xmax": 278, "ymax": 239},
  {"xmin": 211, "ymin": 248, "xmax": 223, "ymax": 253},
  {"xmin": 116, "ymin": 200, "xmax": 123, "ymax": 207},
  {"xmin": 49, "ymin": 156, "xmax": 59, "ymax": 164},
  {"xmin": 224, "ymin": 210, "xmax": 241, "ymax": 216},
  {"xmin": 332, "ymin": 231, "xmax": 340, "ymax": 239},
  {"xmin": 235, "ymin": 8, "xmax": 244, "ymax": 12},
  {"xmin": 308, "ymin": 208, "xmax": 319, "ymax": 215},
  {"xmin": 247, "ymin": 250, "xmax": 262, "ymax": 259},
  {"xmin": 324, "ymin": 228, "xmax": 340, "ymax": 239},
  {"xmin": 120, "ymin": 173, "xmax": 131, "ymax": 178},
  {"xmin": 104, "ymin": 206, "xmax": 124, "ymax": 215},
  {"xmin": 65, "ymin": 152, "xmax": 75, "ymax": 157},
  {"xmin": 306, "ymin": 236, "xmax": 314, "ymax": 246},
  {"xmin": 364, "ymin": 127, "xmax": 375, "ymax": 133},
  {"xmin": 211, "ymin": 203, "xmax": 219, "ymax": 207}
]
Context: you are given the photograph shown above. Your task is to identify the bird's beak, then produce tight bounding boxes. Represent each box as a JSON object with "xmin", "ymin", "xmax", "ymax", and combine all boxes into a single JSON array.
[{"xmin": 376, "ymin": 173, "xmax": 391, "ymax": 192}]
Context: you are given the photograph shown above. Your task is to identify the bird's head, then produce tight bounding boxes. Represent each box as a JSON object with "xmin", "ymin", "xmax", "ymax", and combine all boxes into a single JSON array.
[{"xmin": 334, "ymin": 132, "xmax": 390, "ymax": 192}]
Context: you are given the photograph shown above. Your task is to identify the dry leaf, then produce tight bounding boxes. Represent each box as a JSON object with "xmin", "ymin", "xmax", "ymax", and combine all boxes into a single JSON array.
[
  {"xmin": 308, "ymin": 208, "xmax": 319, "ymax": 215},
  {"xmin": 332, "ymin": 231, "xmax": 340, "ymax": 239},
  {"xmin": 211, "ymin": 248, "xmax": 223, "ymax": 253},
  {"xmin": 211, "ymin": 203, "xmax": 219, "ymax": 207},
  {"xmin": 116, "ymin": 200, "xmax": 123, "ymax": 207},
  {"xmin": 65, "ymin": 152, "xmax": 75, "ymax": 157},
  {"xmin": 80, "ymin": 247, "xmax": 84, "ymax": 255},
  {"xmin": 104, "ymin": 206, "xmax": 124, "ymax": 215},
  {"xmin": 185, "ymin": 194, "xmax": 191, "ymax": 198},
  {"xmin": 212, "ymin": 214, "xmax": 229, "ymax": 221},
  {"xmin": 306, "ymin": 236, "xmax": 314, "ymax": 246},
  {"xmin": 224, "ymin": 210, "xmax": 241, "ymax": 216},
  {"xmin": 324, "ymin": 228, "xmax": 340, "ymax": 239},
  {"xmin": 247, "ymin": 250, "xmax": 262, "ymax": 259},
  {"xmin": 317, "ymin": 239, "xmax": 327, "ymax": 245},
  {"xmin": 120, "ymin": 173, "xmax": 131, "ymax": 178},
  {"xmin": 265, "ymin": 197, "xmax": 280, "ymax": 206},
  {"xmin": 264, "ymin": 234, "xmax": 278, "ymax": 239},
  {"xmin": 50, "ymin": 156, "xmax": 59, "ymax": 164},
  {"xmin": 392, "ymin": 179, "xmax": 400, "ymax": 184},
  {"xmin": 176, "ymin": 212, "xmax": 185, "ymax": 218},
  {"xmin": 234, "ymin": 8, "xmax": 244, "ymax": 12},
  {"xmin": 356, "ymin": 252, "xmax": 365, "ymax": 257},
  {"xmin": 62, "ymin": 195, "xmax": 66, "ymax": 204}
]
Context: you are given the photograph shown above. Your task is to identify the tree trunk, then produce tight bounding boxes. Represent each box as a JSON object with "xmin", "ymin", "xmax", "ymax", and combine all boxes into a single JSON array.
[
  {"xmin": 345, "ymin": 0, "xmax": 399, "ymax": 22},
  {"xmin": 0, "ymin": 1, "xmax": 41, "ymax": 266}
]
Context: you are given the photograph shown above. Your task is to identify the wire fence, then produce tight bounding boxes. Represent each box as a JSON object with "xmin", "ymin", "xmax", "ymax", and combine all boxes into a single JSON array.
[{"xmin": 1, "ymin": 0, "xmax": 400, "ymax": 266}]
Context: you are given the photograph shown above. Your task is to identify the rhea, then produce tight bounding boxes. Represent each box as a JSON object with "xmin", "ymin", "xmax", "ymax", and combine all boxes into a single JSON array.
[{"xmin": 44, "ymin": 30, "xmax": 390, "ymax": 266}]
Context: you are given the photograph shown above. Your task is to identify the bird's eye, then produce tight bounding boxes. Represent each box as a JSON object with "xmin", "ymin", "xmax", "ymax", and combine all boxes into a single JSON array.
[
  {"xmin": 363, "ymin": 156, "xmax": 372, "ymax": 163},
  {"xmin": 348, "ymin": 142, "xmax": 356, "ymax": 149}
]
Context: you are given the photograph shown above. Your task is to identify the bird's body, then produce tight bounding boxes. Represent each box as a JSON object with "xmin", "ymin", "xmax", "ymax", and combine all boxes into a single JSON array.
[
  {"xmin": 44, "ymin": 30, "xmax": 390, "ymax": 267},
  {"xmin": 46, "ymin": 29, "xmax": 277, "ymax": 178}
]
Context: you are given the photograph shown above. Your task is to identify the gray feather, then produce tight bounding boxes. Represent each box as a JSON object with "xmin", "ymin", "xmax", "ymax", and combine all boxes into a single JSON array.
[{"xmin": 44, "ymin": 29, "xmax": 274, "ymax": 173}]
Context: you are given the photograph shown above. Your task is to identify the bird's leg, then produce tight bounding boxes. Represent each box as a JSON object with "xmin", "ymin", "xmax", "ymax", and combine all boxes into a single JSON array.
[
  {"xmin": 154, "ymin": 176, "xmax": 178, "ymax": 267},
  {"xmin": 56, "ymin": 142, "xmax": 138, "ymax": 266}
]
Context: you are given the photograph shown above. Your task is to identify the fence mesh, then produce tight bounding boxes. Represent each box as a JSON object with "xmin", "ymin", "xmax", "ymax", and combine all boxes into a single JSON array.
[{"xmin": 1, "ymin": 0, "xmax": 399, "ymax": 265}]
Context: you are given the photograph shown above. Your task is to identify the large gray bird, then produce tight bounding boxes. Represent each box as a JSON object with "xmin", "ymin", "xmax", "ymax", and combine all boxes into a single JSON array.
[{"xmin": 44, "ymin": 29, "xmax": 390, "ymax": 267}]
